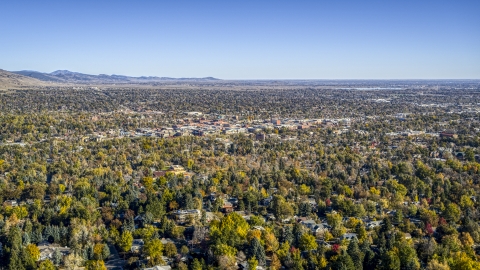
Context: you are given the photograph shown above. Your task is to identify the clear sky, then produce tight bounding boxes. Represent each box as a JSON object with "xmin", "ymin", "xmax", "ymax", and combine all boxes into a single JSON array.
[{"xmin": 1, "ymin": 0, "xmax": 479, "ymax": 79}]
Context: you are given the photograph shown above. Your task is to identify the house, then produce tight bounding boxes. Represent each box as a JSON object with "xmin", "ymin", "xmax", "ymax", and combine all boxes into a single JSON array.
[
  {"xmin": 228, "ymin": 197, "xmax": 239, "ymax": 206},
  {"xmin": 205, "ymin": 211, "xmax": 220, "ymax": 222},
  {"xmin": 252, "ymin": 226, "xmax": 265, "ymax": 231},
  {"xmin": 239, "ymin": 261, "xmax": 265, "ymax": 270},
  {"xmin": 161, "ymin": 238, "xmax": 175, "ymax": 245},
  {"xmin": 300, "ymin": 219, "xmax": 317, "ymax": 229},
  {"xmin": 259, "ymin": 196, "xmax": 273, "ymax": 206},
  {"xmin": 173, "ymin": 209, "xmax": 201, "ymax": 223},
  {"xmin": 282, "ymin": 217, "xmax": 293, "ymax": 223},
  {"xmin": 143, "ymin": 266, "xmax": 172, "ymax": 270},
  {"xmin": 265, "ymin": 213, "xmax": 275, "ymax": 221},
  {"xmin": 3, "ymin": 200, "xmax": 18, "ymax": 207},
  {"xmin": 312, "ymin": 224, "xmax": 328, "ymax": 235},
  {"xmin": 317, "ymin": 240, "xmax": 332, "ymax": 249},
  {"xmin": 305, "ymin": 198, "xmax": 317, "ymax": 207},
  {"xmin": 196, "ymin": 174, "xmax": 208, "ymax": 184},
  {"xmin": 153, "ymin": 171, "xmax": 166, "ymax": 178},
  {"xmin": 37, "ymin": 241, "xmax": 70, "ymax": 261},
  {"xmin": 440, "ymin": 130, "xmax": 458, "ymax": 139},
  {"xmin": 366, "ymin": 221, "xmax": 382, "ymax": 229},
  {"xmin": 131, "ymin": 239, "xmax": 145, "ymax": 253},
  {"xmin": 192, "ymin": 130, "xmax": 204, "ymax": 136},
  {"xmin": 255, "ymin": 133, "xmax": 266, "ymax": 141},
  {"xmin": 340, "ymin": 233, "xmax": 358, "ymax": 241},
  {"xmin": 168, "ymin": 165, "xmax": 186, "ymax": 175},
  {"xmin": 222, "ymin": 201, "xmax": 234, "ymax": 213}
]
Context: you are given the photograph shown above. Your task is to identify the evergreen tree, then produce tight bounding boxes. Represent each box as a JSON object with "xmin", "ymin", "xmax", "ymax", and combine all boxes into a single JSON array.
[
  {"xmin": 333, "ymin": 251, "xmax": 355, "ymax": 270},
  {"xmin": 9, "ymin": 251, "xmax": 26, "ymax": 270},
  {"xmin": 299, "ymin": 202, "xmax": 312, "ymax": 216},
  {"xmin": 380, "ymin": 217, "xmax": 392, "ymax": 233},
  {"xmin": 192, "ymin": 258, "xmax": 203, "ymax": 270},
  {"xmin": 363, "ymin": 249, "xmax": 377, "ymax": 270},
  {"xmin": 347, "ymin": 239, "xmax": 363, "ymax": 270},
  {"xmin": 386, "ymin": 234, "xmax": 395, "ymax": 250},
  {"xmin": 292, "ymin": 223, "xmax": 303, "ymax": 247},
  {"xmin": 250, "ymin": 238, "xmax": 266, "ymax": 266},
  {"xmin": 360, "ymin": 238, "xmax": 370, "ymax": 253},
  {"xmin": 23, "ymin": 232, "xmax": 31, "ymax": 246},
  {"xmin": 377, "ymin": 233, "xmax": 386, "ymax": 250},
  {"xmin": 7, "ymin": 226, "xmax": 25, "ymax": 270},
  {"xmin": 21, "ymin": 247, "xmax": 37, "ymax": 270},
  {"xmin": 87, "ymin": 245, "xmax": 95, "ymax": 260},
  {"xmin": 53, "ymin": 248, "xmax": 63, "ymax": 266},
  {"xmin": 381, "ymin": 250, "xmax": 400, "ymax": 270},
  {"xmin": 282, "ymin": 226, "xmax": 294, "ymax": 244},
  {"xmin": 101, "ymin": 244, "xmax": 110, "ymax": 260}
]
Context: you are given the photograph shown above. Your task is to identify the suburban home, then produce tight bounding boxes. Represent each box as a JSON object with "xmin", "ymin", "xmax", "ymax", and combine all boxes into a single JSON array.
[
  {"xmin": 131, "ymin": 239, "xmax": 145, "ymax": 253},
  {"xmin": 300, "ymin": 219, "xmax": 317, "ymax": 229},
  {"xmin": 37, "ymin": 241, "xmax": 70, "ymax": 261},
  {"xmin": 340, "ymin": 233, "xmax": 358, "ymax": 241},
  {"xmin": 366, "ymin": 220, "xmax": 382, "ymax": 229},
  {"xmin": 440, "ymin": 130, "xmax": 458, "ymax": 139},
  {"xmin": 168, "ymin": 165, "xmax": 186, "ymax": 175},
  {"xmin": 312, "ymin": 224, "xmax": 328, "ymax": 235},
  {"xmin": 173, "ymin": 209, "xmax": 201, "ymax": 223},
  {"xmin": 153, "ymin": 171, "xmax": 166, "ymax": 178},
  {"xmin": 222, "ymin": 201, "xmax": 234, "ymax": 213},
  {"xmin": 143, "ymin": 265, "xmax": 172, "ymax": 270},
  {"xmin": 3, "ymin": 200, "xmax": 18, "ymax": 207}
]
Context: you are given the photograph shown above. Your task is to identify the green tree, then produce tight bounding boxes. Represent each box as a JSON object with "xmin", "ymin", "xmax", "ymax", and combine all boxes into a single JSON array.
[
  {"xmin": 101, "ymin": 244, "xmax": 110, "ymax": 261},
  {"xmin": 444, "ymin": 203, "xmax": 461, "ymax": 223},
  {"xmin": 85, "ymin": 260, "xmax": 107, "ymax": 270},
  {"xmin": 450, "ymin": 251, "xmax": 480, "ymax": 270},
  {"xmin": 210, "ymin": 212, "xmax": 250, "ymax": 248},
  {"xmin": 53, "ymin": 248, "xmax": 63, "ymax": 266},
  {"xmin": 250, "ymin": 238, "xmax": 266, "ymax": 266},
  {"xmin": 146, "ymin": 198, "xmax": 166, "ymax": 219},
  {"xmin": 397, "ymin": 241, "xmax": 419, "ymax": 269},
  {"xmin": 144, "ymin": 239, "xmax": 165, "ymax": 266},
  {"xmin": 333, "ymin": 251, "xmax": 355, "ymax": 270},
  {"xmin": 247, "ymin": 256, "xmax": 258, "ymax": 270},
  {"xmin": 39, "ymin": 259, "xmax": 57, "ymax": 270},
  {"xmin": 21, "ymin": 247, "xmax": 37, "ymax": 270},
  {"xmin": 381, "ymin": 249, "xmax": 400, "ymax": 270},
  {"xmin": 7, "ymin": 226, "xmax": 25, "ymax": 270},
  {"xmin": 271, "ymin": 195, "xmax": 294, "ymax": 219},
  {"xmin": 191, "ymin": 258, "xmax": 203, "ymax": 270},
  {"xmin": 180, "ymin": 245, "xmax": 189, "ymax": 256},
  {"xmin": 299, "ymin": 234, "xmax": 318, "ymax": 252},
  {"xmin": 164, "ymin": 242, "xmax": 177, "ymax": 258},
  {"xmin": 347, "ymin": 239, "xmax": 362, "ymax": 270},
  {"xmin": 119, "ymin": 231, "xmax": 133, "ymax": 253},
  {"xmin": 426, "ymin": 259, "xmax": 449, "ymax": 270},
  {"xmin": 213, "ymin": 244, "xmax": 237, "ymax": 257}
]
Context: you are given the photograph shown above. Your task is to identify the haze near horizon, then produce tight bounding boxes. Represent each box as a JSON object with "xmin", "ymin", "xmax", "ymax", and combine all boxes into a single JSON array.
[{"xmin": 1, "ymin": 0, "xmax": 479, "ymax": 79}]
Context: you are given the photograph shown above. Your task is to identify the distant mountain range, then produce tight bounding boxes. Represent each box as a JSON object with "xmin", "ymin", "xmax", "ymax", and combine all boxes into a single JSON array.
[
  {"xmin": 0, "ymin": 69, "xmax": 47, "ymax": 90},
  {"xmin": 12, "ymin": 70, "xmax": 220, "ymax": 84}
]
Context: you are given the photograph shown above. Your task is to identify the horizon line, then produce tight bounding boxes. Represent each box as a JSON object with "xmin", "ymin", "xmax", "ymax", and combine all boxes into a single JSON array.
[{"xmin": 8, "ymin": 69, "xmax": 480, "ymax": 81}]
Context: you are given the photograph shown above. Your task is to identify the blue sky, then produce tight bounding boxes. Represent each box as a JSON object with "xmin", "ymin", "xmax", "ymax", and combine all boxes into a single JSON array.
[{"xmin": 1, "ymin": 0, "xmax": 479, "ymax": 79}]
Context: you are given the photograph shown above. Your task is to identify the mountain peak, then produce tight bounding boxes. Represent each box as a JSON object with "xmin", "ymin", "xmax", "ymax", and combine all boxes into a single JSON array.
[{"xmin": 50, "ymin": 70, "xmax": 77, "ymax": 75}]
